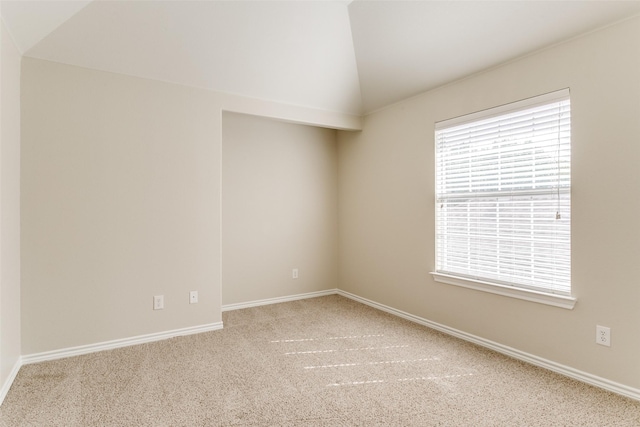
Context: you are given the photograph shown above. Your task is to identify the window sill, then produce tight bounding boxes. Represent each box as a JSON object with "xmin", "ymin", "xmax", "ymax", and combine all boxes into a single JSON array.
[{"xmin": 430, "ymin": 272, "xmax": 577, "ymax": 310}]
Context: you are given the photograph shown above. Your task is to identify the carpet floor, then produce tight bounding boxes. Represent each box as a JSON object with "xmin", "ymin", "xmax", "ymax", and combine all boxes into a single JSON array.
[{"xmin": 1, "ymin": 295, "xmax": 639, "ymax": 426}]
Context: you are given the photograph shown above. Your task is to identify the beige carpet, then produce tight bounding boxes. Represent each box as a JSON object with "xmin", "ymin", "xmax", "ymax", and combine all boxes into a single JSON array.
[{"xmin": 1, "ymin": 295, "xmax": 639, "ymax": 426}]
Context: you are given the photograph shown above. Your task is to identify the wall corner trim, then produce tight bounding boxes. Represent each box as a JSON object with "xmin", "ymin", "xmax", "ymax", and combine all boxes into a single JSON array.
[
  {"xmin": 21, "ymin": 322, "xmax": 224, "ymax": 366},
  {"xmin": 336, "ymin": 289, "xmax": 640, "ymax": 402},
  {"xmin": 0, "ymin": 358, "xmax": 23, "ymax": 407}
]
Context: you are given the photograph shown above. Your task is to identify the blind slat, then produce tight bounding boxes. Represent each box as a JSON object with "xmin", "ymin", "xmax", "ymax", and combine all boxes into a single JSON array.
[{"xmin": 435, "ymin": 91, "xmax": 571, "ymax": 295}]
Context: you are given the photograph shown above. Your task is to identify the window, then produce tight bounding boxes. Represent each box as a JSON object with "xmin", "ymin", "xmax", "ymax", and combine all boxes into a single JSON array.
[{"xmin": 431, "ymin": 89, "xmax": 575, "ymax": 309}]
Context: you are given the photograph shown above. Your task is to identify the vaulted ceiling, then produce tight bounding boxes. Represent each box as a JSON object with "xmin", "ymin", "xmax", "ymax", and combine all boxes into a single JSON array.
[{"xmin": 2, "ymin": 1, "xmax": 640, "ymax": 115}]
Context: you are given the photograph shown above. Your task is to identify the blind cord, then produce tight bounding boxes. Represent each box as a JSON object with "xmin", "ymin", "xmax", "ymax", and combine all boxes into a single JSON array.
[{"xmin": 556, "ymin": 104, "xmax": 562, "ymax": 220}]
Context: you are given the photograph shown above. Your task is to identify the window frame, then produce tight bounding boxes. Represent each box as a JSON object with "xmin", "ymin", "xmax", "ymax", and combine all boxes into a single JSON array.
[{"xmin": 430, "ymin": 89, "xmax": 576, "ymax": 309}]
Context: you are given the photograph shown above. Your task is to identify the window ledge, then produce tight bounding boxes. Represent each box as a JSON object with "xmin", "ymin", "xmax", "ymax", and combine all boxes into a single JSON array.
[{"xmin": 430, "ymin": 272, "xmax": 577, "ymax": 310}]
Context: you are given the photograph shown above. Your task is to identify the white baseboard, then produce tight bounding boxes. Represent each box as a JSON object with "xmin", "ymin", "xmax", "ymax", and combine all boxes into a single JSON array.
[
  {"xmin": 222, "ymin": 288, "xmax": 338, "ymax": 312},
  {"xmin": 0, "ymin": 358, "xmax": 22, "ymax": 406},
  {"xmin": 336, "ymin": 289, "xmax": 640, "ymax": 401},
  {"xmin": 10, "ymin": 289, "xmax": 640, "ymax": 404},
  {"xmin": 22, "ymin": 322, "xmax": 223, "ymax": 365}
]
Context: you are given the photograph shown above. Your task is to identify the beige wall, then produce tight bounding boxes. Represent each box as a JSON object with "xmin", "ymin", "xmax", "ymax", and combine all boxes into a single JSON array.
[
  {"xmin": 337, "ymin": 17, "xmax": 640, "ymax": 388},
  {"xmin": 0, "ymin": 21, "xmax": 22, "ymax": 391},
  {"xmin": 20, "ymin": 58, "xmax": 355, "ymax": 356},
  {"xmin": 21, "ymin": 59, "xmax": 223, "ymax": 354},
  {"xmin": 222, "ymin": 112, "xmax": 338, "ymax": 306}
]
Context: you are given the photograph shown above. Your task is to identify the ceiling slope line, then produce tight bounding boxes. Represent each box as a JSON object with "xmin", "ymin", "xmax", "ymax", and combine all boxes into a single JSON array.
[{"xmin": 1, "ymin": 0, "xmax": 93, "ymax": 55}]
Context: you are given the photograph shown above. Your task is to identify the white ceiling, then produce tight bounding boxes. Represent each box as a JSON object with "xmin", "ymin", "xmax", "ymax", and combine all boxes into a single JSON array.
[
  {"xmin": 0, "ymin": 0, "xmax": 91, "ymax": 54},
  {"xmin": 349, "ymin": 1, "xmax": 640, "ymax": 112},
  {"xmin": 2, "ymin": 1, "xmax": 640, "ymax": 115}
]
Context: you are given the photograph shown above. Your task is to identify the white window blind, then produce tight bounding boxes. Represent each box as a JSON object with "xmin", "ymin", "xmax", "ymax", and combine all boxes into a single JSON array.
[{"xmin": 435, "ymin": 89, "xmax": 571, "ymax": 296}]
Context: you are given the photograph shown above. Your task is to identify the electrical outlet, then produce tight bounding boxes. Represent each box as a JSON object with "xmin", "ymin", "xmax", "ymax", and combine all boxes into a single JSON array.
[
  {"xmin": 190, "ymin": 290, "xmax": 198, "ymax": 304},
  {"xmin": 596, "ymin": 325, "xmax": 610, "ymax": 347},
  {"xmin": 292, "ymin": 268, "xmax": 299, "ymax": 279},
  {"xmin": 153, "ymin": 295, "xmax": 164, "ymax": 310}
]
